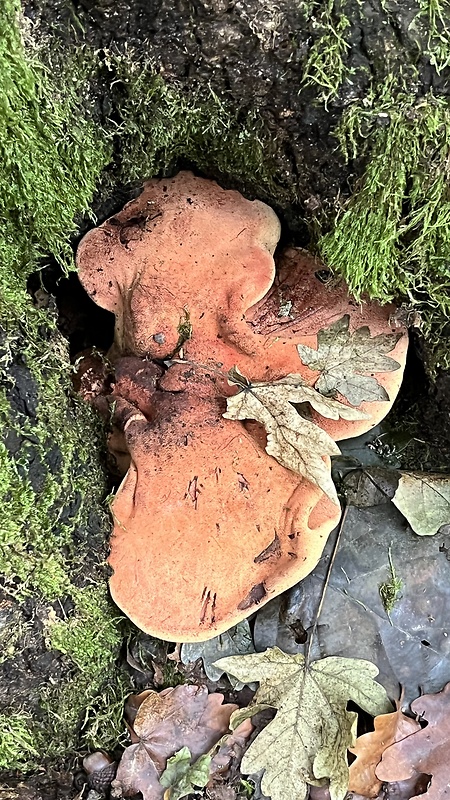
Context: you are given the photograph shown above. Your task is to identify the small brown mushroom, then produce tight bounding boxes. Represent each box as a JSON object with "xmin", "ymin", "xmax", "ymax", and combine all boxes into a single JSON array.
[{"xmin": 77, "ymin": 172, "xmax": 408, "ymax": 641}]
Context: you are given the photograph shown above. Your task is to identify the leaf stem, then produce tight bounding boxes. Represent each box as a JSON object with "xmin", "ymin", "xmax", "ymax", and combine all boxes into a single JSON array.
[{"xmin": 304, "ymin": 502, "xmax": 349, "ymax": 668}]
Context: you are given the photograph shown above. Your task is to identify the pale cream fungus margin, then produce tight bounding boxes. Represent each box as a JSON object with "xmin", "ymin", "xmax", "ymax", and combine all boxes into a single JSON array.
[{"xmin": 76, "ymin": 171, "xmax": 408, "ymax": 642}]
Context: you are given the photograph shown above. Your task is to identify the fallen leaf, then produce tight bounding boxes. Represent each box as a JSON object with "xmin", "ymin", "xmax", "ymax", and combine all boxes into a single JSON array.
[
  {"xmin": 181, "ymin": 621, "xmax": 256, "ymax": 689},
  {"xmin": 348, "ymin": 706, "xmax": 421, "ymax": 797},
  {"xmin": 210, "ymin": 718, "xmax": 254, "ymax": 778},
  {"xmin": 113, "ymin": 685, "xmax": 237, "ymax": 799},
  {"xmin": 159, "ymin": 747, "xmax": 211, "ymax": 800},
  {"xmin": 266, "ymin": 481, "xmax": 450, "ymax": 705},
  {"xmin": 308, "ymin": 778, "xmax": 429, "ymax": 800},
  {"xmin": 392, "ymin": 472, "xmax": 450, "ymax": 536},
  {"xmin": 214, "ymin": 648, "xmax": 391, "ymax": 800},
  {"xmin": 376, "ymin": 682, "xmax": 450, "ymax": 798},
  {"xmin": 224, "ymin": 370, "xmax": 367, "ymax": 504},
  {"xmin": 296, "ymin": 315, "xmax": 401, "ymax": 405}
]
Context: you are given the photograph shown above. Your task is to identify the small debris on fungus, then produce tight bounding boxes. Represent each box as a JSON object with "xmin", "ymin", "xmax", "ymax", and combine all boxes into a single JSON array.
[{"xmin": 76, "ymin": 171, "xmax": 408, "ymax": 642}]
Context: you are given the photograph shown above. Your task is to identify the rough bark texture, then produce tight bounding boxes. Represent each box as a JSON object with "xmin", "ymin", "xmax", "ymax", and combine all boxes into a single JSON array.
[{"xmin": 24, "ymin": 0, "xmax": 450, "ymax": 222}]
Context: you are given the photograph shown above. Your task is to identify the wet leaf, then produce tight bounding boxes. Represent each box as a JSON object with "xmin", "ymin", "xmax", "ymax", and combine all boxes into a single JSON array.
[
  {"xmin": 215, "ymin": 648, "xmax": 391, "ymax": 800},
  {"xmin": 392, "ymin": 472, "xmax": 450, "ymax": 536},
  {"xmin": 297, "ymin": 315, "xmax": 401, "ymax": 405},
  {"xmin": 210, "ymin": 719, "xmax": 254, "ymax": 779},
  {"xmin": 159, "ymin": 747, "xmax": 211, "ymax": 800},
  {"xmin": 376, "ymin": 682, "xmax": 450, "ymax": 798},
  {"xmin": 114, "ymin": 685, "xmax": 237, "ymax": 799},
  {"xmin": 181, "ymin": 621, "xmax": 256, "ymax": 689},
  {"xmin": 348, "ymin": 706, "xmax": 421, "ymax": 797},
  {"xmin": 309, "ymin": 777, "xmax": 430, "ymax": 800},
  {"xmin": 267, "ymin": 473, "xmax": 450, "ymax": 705},
  {"xmin": 225, "ymin": 370, "xmax": 367, "ymax": 504}
]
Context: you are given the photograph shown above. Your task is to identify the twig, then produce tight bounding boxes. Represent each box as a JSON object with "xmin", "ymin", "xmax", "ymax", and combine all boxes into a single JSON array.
[{"xmin": 304, "ymin": 502, "xmax": 350, "ymax": 668}]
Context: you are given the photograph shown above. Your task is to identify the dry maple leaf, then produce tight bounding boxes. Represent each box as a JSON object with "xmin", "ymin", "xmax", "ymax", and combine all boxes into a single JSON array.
[
  {"xmin": 376, "ymin": 682, "xmax": 450, "ymax": 799},
  {"xmin": 348, "ymin": 705, "xmax": 421, "ymax": 798},
  {"xmin": 224, "ymin": 370, "xmax": 367, "ymax": 505},
  {"xmin": 214, "ymin": 647, "xmax": 391, "ymax": 800},
  {"xmin": 296, "ymin": 315, "xmax": 401, "ymax": 406},
  {"xmin": 113, "ymin": 685, "xmax": 237, "ymax": 800},
  {"xmin": 392, "ymin": 472, "xmax": 450, "ymax": 536}
]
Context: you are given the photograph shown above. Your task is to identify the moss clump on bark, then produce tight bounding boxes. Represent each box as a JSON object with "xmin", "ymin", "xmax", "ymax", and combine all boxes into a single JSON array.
[
  {"xmin": 110, "ymin": 62, "xmax": 283, "ymax": 202},
  {"xmin": 0, "ymin": 0, "xmax": 125, "ymax": 769},
  {"xmin": 317, "ymin": 74, "xmax": 450, "ymax": 370},
  {"xmin": 301, "ymin": 0, "xmax": 353, "ymax": 103}
]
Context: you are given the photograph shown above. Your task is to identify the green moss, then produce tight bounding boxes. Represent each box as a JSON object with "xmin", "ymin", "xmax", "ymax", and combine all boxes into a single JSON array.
[
  {"xmin": 301, "ymin": 0, "xmax": 352, "ymax": 103},
  {"xmin": 0, "ymin": 714, "xmax": 42, "ymax": 772},
  {"xmin": 109, "ymin": 60, "xmax": 285, "ymax": 203},
  {"xmin": 0, "ymin": 2, "xmax": 125, "ymax": 769},
  {"xmin": 416, "ymin": 0, "xmax": 450, "ymax": 72},
  {"xmin": 0, "ymin": 1, "xmax": 110, "ymax": 288},
  {"xmin": 318, "ymin": 75, "xmax": 450, "ymax": 368},
  {"xmin": 42, "ymin": 586, "xmax": 130, "ymax": 755},
  {"xmin": 47, "ymin": 587, "xmax": 122, "ymax": 675}
]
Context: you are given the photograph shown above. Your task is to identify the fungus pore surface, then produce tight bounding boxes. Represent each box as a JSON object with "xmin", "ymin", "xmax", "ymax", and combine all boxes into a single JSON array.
[{"xmin": 76, "ymin": 172, "xmax": 408, "ymax": 641}]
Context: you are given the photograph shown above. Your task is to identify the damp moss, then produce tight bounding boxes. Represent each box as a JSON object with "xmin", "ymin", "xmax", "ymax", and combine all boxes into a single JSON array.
[
  {"xmin": 47, "ymin": 586, "xmax": 123, "ymax": 677},
  {"xmin": 301, "ymin": 0, "xmax": 352, "ymax": 103},
  {"xmin": 416, "ymin": 0, "xmax": 450, "ymax": 72},
  {"xmin": 42, "ymin": 586, "xmax": 130, "ymax": 755},
  {"xmin": 0, "ymin": 0, "xmax": 110, "ymax": 291},
  {"xmin": 0, "ymin": 714, "xmax": 43, "ymax": 772},
  {"xmin": 0, "ymin": 0, "xmax": 124, "ymax": 769},
  {"xmin": 110, "ymin": 64, "xmax": 282, "ymax": 202},
  {"xmin": 318, "ymin": 75, "xmax": 450, "ymax": 369}
]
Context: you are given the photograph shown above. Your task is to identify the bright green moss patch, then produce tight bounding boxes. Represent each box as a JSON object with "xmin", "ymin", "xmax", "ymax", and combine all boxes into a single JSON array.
[
  {"xmin": 47, "ymin": 587, "xmax": 123, "ymax": 676},
  {"xmin": 0, "ymin": 2, "xmax": 122, "ymax": 766},
  {"xmin": 416, "ymin": 0, "xmax": 450, "ymax": 72},
  {"xmin": 0, "ymin": 714, "xmax": 42, "ymax": 772},
  {"xmin": 0, "ymin": 1, "xmax": 110, "ymax": 286},
  {"xmin": 0, "ymin": 326, "xmax": 107, "ymax": 599},
  {"xmin": 43, "ymin": 586, "xmax": 129, "ymax": 755}
]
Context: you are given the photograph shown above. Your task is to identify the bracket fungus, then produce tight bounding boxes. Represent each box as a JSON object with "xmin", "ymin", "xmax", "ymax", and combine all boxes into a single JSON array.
[{"xmin": 77, "ymin": 172, "xmax": 408, "ymax": 642}]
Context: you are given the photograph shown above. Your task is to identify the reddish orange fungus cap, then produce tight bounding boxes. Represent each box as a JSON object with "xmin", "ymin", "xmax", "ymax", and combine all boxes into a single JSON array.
[{"xmin": 76, "ymin": 172, "xmax": 408, "ymax": 641}]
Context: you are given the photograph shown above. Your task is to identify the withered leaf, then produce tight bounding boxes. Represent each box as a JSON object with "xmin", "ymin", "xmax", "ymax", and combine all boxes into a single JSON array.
[
  {"xmin": 181, "ymin": 621, "xmax": 256, "ymax": 689},
  {"xmin": 297, "ymin": 315, "xmax": 401, "ymax": 406},
  {"xmin": 376, "ymin": 682, "xmax": 450, "ymax": 799},
  {"xmin": 159, "ymin": 747, "xmax": 211, "ymax": 800},
  {"xmin": 209, "ymin": 718, "xmax": 254, "ymax": 779},
  {"xmin": 114, "ymin": 685, "xmax": 237, "ymax": 800},
  {"xmin": 224, "ymin": 370, "xmax": 367, "ymax": 505},
  {"xmin": 215, "ymin": 648, "xmax": 391, "ymax": 800},
  {"xmin": 392, "ymin": 472, "xmax": 450, "ymax": 536},
  {"xmin": 348, "ymin": 706, "xmax": 421, "ymax": 798}
]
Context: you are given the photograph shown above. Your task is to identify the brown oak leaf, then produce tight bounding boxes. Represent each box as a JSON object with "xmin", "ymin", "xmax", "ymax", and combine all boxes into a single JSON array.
[
  {"xmin": 348, "ymin": 706, "xmax": 421, "ymax": 797},
  {"xmin": 376, "ymin": 683, "xmax": 450, "ymax": 798},
  {"xmin": 113, "ymin": 685, "xmax": 237, "ymax": 800}
]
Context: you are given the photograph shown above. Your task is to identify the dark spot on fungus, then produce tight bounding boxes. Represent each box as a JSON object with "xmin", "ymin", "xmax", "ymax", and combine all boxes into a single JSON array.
[
  {"xmin": 254, "ymin": 532, "xmax": 281, "ymax": 563},
  {"xmin": 238, "ymin": 583, "xmax": 267, "ymax": 610},
  {"xmin": 237, "ymin": 472, "xmax": 250, "ymax": 491}
]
